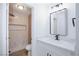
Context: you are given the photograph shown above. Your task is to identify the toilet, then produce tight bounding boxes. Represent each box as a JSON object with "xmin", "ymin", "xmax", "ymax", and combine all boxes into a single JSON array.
[{"xmin": 25, "ymin": 44, "xmax": 31, "ymax": 56}]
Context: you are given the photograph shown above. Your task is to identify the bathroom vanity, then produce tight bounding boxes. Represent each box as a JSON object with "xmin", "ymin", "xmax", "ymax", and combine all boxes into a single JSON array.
[{"xmin": 36, "ymin": 37, "xmax": 75, "ymax": 56}]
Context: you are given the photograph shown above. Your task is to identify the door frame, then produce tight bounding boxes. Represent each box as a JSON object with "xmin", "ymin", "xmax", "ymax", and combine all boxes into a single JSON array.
[
  {"xmin": 6, "ymin": 3, "xmax": 33, "ymax": 56},
  {"xmin": 6, "ymin": 3, "xmax": 9, "ymax": 56}
]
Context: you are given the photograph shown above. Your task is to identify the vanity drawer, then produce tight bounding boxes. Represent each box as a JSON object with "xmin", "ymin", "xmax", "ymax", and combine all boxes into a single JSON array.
[{"xmin": 51, "ymin": 45, "xmax": 74, "ymax": 56}]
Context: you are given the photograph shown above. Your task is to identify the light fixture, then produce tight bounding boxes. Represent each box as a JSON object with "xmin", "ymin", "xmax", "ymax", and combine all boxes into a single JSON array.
[
  {"xmin": 16, "ymin": 5, "xmax": 24, "ymax": 10},
  {"xmin": 51, "ymin": 3, "xmax": 63, "ymax": 8}
]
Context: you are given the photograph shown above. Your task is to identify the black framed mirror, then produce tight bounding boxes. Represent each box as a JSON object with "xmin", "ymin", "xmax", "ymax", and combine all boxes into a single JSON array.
[{"xmin": 50, "ymin": 8, "xmax": 68, "ymax": 36}]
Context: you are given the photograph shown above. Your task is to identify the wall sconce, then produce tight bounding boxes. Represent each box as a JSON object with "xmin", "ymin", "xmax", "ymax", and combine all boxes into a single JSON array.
[{"xmin": 51, "ymin": 3, "xmax": 63, "ymax": 8}]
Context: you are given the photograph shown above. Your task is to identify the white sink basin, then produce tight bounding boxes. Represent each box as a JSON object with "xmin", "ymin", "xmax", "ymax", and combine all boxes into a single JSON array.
[{"xmin": 37, "ymin": 37, "xmax": 76, "ymax": 52}]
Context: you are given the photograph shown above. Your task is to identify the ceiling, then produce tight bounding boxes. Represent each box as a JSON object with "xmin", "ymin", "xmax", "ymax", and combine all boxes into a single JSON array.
[{"xmin": 9, "ymin": 3, "xmax": 31, "ymax": 17}]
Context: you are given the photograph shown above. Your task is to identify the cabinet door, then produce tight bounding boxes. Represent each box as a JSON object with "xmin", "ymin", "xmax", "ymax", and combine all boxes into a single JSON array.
[
  {"xmin": 50, "ymin": 44, "xmax": 74, "ymax": 56},
  {"xmin": 36, "ymin": 41, "xmax": 48, "ymax": 56},
  {"xmin": 36, "ymin": 40, "xmax": 55, "ymax": 56}
]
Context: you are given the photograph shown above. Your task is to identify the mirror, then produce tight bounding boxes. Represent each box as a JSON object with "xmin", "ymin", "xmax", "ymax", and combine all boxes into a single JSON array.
[{"xmin": 50, "ymin": 8, "xmax": 67, "ymax": 36}]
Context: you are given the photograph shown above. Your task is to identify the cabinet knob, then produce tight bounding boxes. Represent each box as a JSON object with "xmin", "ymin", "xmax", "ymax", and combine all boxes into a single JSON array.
[
  {"xmin": 49, "ymin": 54, "xmax": 51, "ymax": 56},
  {"xmin": 47, "ymin": 53, "xmax": 51, "ymax": 56}
]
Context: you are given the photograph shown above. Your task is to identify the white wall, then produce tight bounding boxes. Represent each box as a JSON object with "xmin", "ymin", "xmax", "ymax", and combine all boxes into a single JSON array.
[
  {"xmin": 0, "ymin": 3, "xmax": 7, "ymax": 56},
  {"xmin": 32, "ymin": 4, "xmax": 49, "ymax": 38},
  {"xmin": 0, "ymin": 4, "xmax": 3, "ymax": 56},
  {"xmin": 32, "ymin": 4, "xmax": 49, "ymax": 55}
]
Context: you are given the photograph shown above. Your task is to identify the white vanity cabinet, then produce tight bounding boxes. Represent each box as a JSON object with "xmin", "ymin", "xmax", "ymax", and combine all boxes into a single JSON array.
[{"xmin": 36, "ymin": 40, "xmax": 75, "ymax": 56}]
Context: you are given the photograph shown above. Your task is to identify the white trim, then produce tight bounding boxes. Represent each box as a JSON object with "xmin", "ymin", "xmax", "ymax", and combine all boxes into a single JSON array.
[
  {"xmin": 1, "ymin": 3, "xmax": 8, "ymax": 56},
  {"xmin": 6, "ymin": 3, "xmax": 9, "ymax": 56}
]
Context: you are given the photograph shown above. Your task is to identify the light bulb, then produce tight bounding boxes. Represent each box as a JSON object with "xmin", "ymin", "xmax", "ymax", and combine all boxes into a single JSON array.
[{"xmin": 16, "ymin": 5, "xmax": 24, "ymax": 10}]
